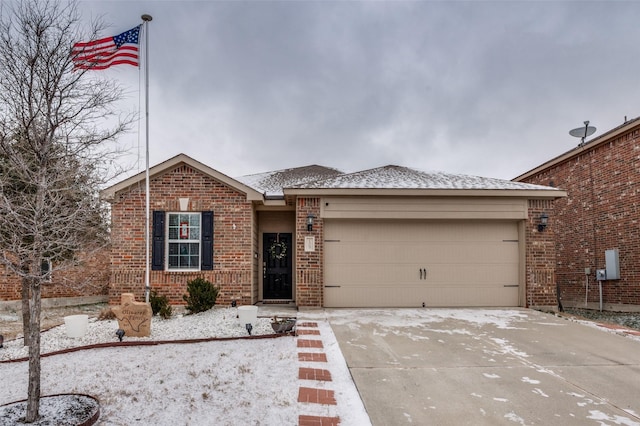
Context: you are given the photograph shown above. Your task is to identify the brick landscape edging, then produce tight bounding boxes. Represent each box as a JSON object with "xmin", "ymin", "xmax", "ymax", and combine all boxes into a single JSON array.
[{"xmin": 1, "ymin": 332, "xmax": 294, "ymax": 364}]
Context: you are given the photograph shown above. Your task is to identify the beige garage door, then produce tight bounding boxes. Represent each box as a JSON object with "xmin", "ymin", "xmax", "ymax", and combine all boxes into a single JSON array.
[{"xmin": 324, "ymin": 220, "xmax": 520, "ymax": 307}]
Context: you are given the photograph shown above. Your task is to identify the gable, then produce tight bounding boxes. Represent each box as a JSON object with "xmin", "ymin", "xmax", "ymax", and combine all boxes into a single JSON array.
[
  {"xmin": 514, "ymin": 117, "xmax": 640, "ymax": 181},
  {"xmin": 101, "ymin": 154, "xmax": 263, "ymax": 202}
]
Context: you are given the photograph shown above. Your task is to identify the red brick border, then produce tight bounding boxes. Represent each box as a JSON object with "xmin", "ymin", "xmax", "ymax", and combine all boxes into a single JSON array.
[
  {"xmin": 298, "ymin": 339, "xmax": 324, "ymax": 348},
  {"xmin": 299, "ymin": 367, "xmax": 332, "ymax": 381},
  {"xmin": 297, "ymin": 320, "xmax": 341, "ymax": 426},
  {"xmin": 298, "ymin": 352, "xmax": 328, "ymax": 362},
  {"xmin": 297, "ymin": 329, "xmax": 321, "ymax": 335},
  {"xmin": 298, "ymin": 387, "xmax": 337, "ymax": 405},
  {"xmin": 299, "ymin": 415, "xmax": 341, "ymax": 426}
]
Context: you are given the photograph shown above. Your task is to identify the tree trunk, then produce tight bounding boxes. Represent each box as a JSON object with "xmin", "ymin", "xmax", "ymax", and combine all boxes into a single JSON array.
[
  {"xmin": 25, "ymin": 277, "xmax": 41, "ymax": 423},
  {"xmin": 21, "ymin": 276, "xmax": 30, "ymax": 347}
]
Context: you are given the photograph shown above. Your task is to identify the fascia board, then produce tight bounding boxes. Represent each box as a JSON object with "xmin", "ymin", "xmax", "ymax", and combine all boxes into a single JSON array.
[{"xmin": 283, "ymin": 188, "xmax": 567, "ymax": 199}]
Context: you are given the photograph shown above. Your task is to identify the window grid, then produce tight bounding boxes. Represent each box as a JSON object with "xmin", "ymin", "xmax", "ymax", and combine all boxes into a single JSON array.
[{"xmin": 167, "ymin": 212, "xmax": 201, "ymax": 270}]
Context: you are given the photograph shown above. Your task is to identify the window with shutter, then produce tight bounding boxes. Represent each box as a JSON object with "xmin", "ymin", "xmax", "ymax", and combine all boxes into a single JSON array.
[
  {"xmin": 152, "ymin": 210, "xmax": 165, "ymax": 271},
  {"xmin": 201, "ymin": 211, "xmax": 214, "ymax": 270},
  {"xmin": 167, "ymin": 212, "xmax": 201, "ymax": 270},
  {"xmin": 153, "ymin": 210, "xmax": 214, "ymax": 271}
]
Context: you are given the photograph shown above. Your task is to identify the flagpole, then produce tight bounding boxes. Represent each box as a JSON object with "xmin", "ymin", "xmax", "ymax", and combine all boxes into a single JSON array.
[{"xmin": 141, "ymin": 14, "xmax": 152, "ymax": 304}]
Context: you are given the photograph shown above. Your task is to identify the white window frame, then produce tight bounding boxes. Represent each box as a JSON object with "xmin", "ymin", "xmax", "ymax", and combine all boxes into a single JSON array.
[{"xmin": 166, "ymin": 212, "xmax": 202, "ymax": 271}]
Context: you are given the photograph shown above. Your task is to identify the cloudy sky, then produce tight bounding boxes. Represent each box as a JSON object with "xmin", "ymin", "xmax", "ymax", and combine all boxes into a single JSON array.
[{"xmin": 80, "ymin": 1, "xmax": 640, "ymax": 181}]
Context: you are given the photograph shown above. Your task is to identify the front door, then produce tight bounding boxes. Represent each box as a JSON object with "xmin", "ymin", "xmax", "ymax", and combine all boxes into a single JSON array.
[{"xmin": 263, "ymin": 233, "xmax": 293, "ymax": 299}]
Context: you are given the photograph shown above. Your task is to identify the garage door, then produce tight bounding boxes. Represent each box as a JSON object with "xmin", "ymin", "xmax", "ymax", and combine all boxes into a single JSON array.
[{"xmin": 324, "ymin": 220, "xmax": 520, "ymax": 307}]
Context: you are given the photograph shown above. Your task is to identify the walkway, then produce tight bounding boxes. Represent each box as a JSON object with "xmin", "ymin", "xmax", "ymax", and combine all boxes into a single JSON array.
[{"xmin": 296, "ymin": 320, "xmax": 340, "ymax": 426}]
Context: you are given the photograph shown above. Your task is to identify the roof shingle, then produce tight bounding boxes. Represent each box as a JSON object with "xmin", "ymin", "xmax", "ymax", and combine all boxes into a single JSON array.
[{"xmin": 244, "ymin": 165, "xmax": 559, "ymax": 193}]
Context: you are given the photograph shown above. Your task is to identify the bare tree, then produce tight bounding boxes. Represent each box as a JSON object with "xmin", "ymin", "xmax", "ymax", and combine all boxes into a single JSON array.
[{"xmin": 0, "ymin": 1, "xmax": 133, "ymax": 422}]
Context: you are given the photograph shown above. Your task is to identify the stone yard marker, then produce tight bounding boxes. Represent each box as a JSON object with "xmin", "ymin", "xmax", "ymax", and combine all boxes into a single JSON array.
[{"xmin": 112, "ymin": 293, "xmax": 152, "ymax": 337}]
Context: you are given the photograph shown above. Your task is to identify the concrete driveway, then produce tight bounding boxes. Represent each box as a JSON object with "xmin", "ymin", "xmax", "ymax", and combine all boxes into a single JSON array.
[{"xmin": 323, "ymin": 308, "xmax": 640, "ymax": 425}]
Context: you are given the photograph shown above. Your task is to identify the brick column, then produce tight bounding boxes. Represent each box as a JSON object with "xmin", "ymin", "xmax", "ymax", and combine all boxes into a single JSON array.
[
  {"xmin": 526, "ymin": 199, "xmax": 558, "ymax": 310},
  {"xmin": 295, "ymin": 197, "xmax": 323, "ymax": 307}
]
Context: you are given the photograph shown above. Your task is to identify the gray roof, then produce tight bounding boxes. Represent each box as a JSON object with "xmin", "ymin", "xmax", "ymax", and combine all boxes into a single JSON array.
[
  {"xmin": 238, "ymin": 164, "xmax": 558, "ymax": 196},
  {"xmin": 236, "ymin": 165, "xmax": 342, "ymax": 197}
]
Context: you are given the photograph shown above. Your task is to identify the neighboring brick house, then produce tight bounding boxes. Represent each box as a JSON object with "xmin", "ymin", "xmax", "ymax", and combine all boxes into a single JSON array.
[
  {"xmin": 0, "ymin": 247, "xmax": 110, "ymax": 303},
  {"xmin": 515, "ymin": 117, "xmax": 640, "ymax": 311},
  {"xmin": 102, "ymin": 154, "xmax": 564, "ymax": 309}
]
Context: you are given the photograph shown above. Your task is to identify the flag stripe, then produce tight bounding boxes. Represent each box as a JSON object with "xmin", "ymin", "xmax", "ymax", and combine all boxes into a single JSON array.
[
  {"xmin": 74, "ymin": 59, "xmax": 139, "ymax": 71},
  {"xmin": 73, "ymin": 47, "xmax": 138, "ymax": 63},
  {"xmin": 72, "ymin": 26, "xmax": 140, "ymax": 71},
  {"xmin": 72, "ymin": 35, "xmax": 114, "ymax": 49}
]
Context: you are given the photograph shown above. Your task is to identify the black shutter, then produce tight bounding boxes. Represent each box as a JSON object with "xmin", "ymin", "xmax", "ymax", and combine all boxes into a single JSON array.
[
  {"xmin": 151, "ymin": 210, "xmax": 165, "ymax": 270},
  {"xmin": 201, "ymin": 211, "xmax": 214, "ymax": 270}
]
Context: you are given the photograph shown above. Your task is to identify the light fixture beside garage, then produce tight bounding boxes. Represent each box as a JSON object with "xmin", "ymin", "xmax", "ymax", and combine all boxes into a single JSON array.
[
  {"xmin": 306, "ymin": 214, "xmax": 315, "ymax": 232},
  {"xmin": 538, "ymin": 213, "xmax": 549, "ymax": 232}
]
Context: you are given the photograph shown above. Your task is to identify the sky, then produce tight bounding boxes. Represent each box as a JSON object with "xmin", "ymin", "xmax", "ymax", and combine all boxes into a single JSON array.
[{"xmin": 78, "ymin": 1, "xmax": 640, "ymax": 182}]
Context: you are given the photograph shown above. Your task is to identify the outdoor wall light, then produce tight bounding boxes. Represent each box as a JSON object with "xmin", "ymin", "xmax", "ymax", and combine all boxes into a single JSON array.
[
  {"xmin": 306, "ymin": 214, "xmax": 315, "ymax": 232},
  {"xmin": 538, "ymin": 213, "xmax": 549, "ymax": 232}
]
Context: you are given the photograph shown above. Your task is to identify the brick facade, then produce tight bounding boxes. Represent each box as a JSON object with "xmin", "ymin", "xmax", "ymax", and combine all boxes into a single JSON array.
[
  {"xmin": 519, "ymin": 121, "xmax": 640, "ymax": 309},
  {"xmin": 106, "ymin": 155, "xmax": 561, "ymax": 310},
  {"xmin": 0, "ymin": 248, "xmax": 110, "ymax": 301},
  {"xmin": 109, "ymin": 164, "xmax": 256, "ymax": 306},
  {"xmin": 526, "ymin": 199, "xmax": 558, "ymax": 309},
  {"xmin": 295, "ymin": 197, "xmax": 323, "ymax": 307}
]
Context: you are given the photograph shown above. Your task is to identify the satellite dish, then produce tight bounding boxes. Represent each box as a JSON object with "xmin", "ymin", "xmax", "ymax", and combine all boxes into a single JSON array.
[{"xmin": 569, "ymin": 121, "xmax": 596, "ymax": 145}]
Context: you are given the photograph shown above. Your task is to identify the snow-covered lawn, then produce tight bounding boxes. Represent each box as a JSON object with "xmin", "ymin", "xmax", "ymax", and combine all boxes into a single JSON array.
[
  {"xmin": 5, "ymin": 306, "xmax": 636, "ymax": 425},
  {"xmin": 0, "ymin": 307, "xmax": 368, "ymax": 425}
]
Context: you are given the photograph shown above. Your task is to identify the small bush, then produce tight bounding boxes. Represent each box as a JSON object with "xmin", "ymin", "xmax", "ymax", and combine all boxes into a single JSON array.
[
  {"xmin": 98, "ymin": 308, "xmax": 116, "ymax": 321},
  {"xmin": 150, "ymin": 290, "xmax": 172, "ymax": 319},
  {"xmin": 183, "ymin": 277, "xmax": 219, "ymax": 314},
  {"xmin": 158, "ymin": 303, "xmax": 172, "ymax": 320}
]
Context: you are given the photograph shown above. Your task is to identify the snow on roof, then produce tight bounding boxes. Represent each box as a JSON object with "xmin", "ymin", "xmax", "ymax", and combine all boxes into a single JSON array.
[
  {"xmin": 236, "ymin": 164, "xmax": 342, "ymax": 196},
  {"xmin": 237, "ymin": 164, "xmax": 558, "ymax": 196},
  {"xmin": 289, "ymin": 165, "xmax": 559, "ymax": 191}
]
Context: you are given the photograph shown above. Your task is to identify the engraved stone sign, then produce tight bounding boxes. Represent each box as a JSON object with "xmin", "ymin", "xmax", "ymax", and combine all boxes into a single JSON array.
[{"xmin": 112, "ymin": 293, "xmax": 152, "ymax": 337}]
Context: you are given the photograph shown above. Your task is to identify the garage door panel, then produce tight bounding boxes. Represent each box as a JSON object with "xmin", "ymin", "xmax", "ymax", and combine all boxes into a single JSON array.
[
  {"xmin": 326, "ymin": 263, "xmax": 518, "ymax": 285},
  {"xmin": 326, "ymin": 221, "xmax": 517, "ymax": 242},
  {"xmin": 326, "ymin": 242, "xmax": 518, "ymax": 264},
  {"xmin": 423, "ymin": 264, "xmax": 518, "ymax": 285},
  {"xmin": 324, "ymin": 220, "xmax": 520, "ymax": 307},
  {"xmin": 324, "ymin": 285, "xmax": 519, "ymax": 308}
]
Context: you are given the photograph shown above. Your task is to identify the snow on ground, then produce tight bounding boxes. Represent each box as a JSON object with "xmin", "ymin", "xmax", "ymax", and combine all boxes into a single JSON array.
[
  {"xmin": 2, "ymin": 306, "xmax": 639, "ymax": 425},
  {"xmin": 309, "ymin": 307, "xmax": 531, "ymax": 330},
  {"xmin": 0, "ymin": 307, "xmax": 369, "ymax": 425},
  {"xmin": 1, "ymin": 307, "xmax": 277, "ymax": 361}
]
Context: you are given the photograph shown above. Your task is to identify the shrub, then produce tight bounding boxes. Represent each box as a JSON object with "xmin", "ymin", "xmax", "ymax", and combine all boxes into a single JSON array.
[
  {"xmin": 183, "ymin": 277, "xmax": 219, "ymax": 314},
  {"xmin": 150, "ymin": 290, "xmax": 173, "ymax": 319},
  {"xmin": 158, "ymin": 303, "xmax": 173, "ymax": 320},
  {"xmin": 98, "ymin": 307, "xmax": 116, "ymax": 321}
]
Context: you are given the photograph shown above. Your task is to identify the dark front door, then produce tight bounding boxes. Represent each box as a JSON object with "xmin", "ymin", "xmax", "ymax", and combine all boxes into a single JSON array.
[{"xmin": 263, "ymin": 233, "xmax": 293, "ymax": 299}]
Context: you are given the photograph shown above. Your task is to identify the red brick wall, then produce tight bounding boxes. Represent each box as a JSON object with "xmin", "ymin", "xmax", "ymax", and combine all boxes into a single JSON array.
[
  {"xmin": 521, "ymin": 125, "xmax": 640, "ymax": 308},
  {"xmin": 109, "ymin": 164, "xmax": 255, "ymax": 306},
  {"xmin": 0, "ymin": 248, "xmax": 110, "ymax": 301},
  {"xmin": 295, "ymin": 197, "xmax": 323, "ymax": 307},
  {"xmin": 526, "ymin": 199, "xmax": 558, "ymax": 309}
]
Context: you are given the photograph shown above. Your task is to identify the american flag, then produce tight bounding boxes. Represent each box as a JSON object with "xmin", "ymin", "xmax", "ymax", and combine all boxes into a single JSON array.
[{"xmin": 72, "ymin": 26, "xmax": 140, "ymax": 70}]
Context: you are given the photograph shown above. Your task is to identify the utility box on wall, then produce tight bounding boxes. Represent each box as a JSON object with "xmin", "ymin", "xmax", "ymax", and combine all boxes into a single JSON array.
[{"xmin": 605, "ymin": 249, "xmax": 620, "ymax": 280}]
